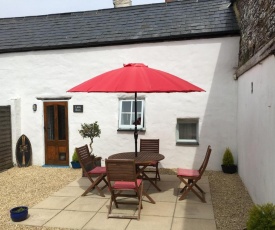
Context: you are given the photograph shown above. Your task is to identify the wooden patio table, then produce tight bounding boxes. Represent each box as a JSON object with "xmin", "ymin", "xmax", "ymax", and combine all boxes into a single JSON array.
[{"xmin": 108, "ymin": 151, "xmax": 165, "ymax": 192}]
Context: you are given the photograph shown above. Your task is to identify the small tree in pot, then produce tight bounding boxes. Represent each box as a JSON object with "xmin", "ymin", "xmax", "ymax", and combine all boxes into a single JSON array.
[
  {"xmin": 10, "ymin": 206, "xmax": 28, "ymax": 222},
  {"xmin": 221, "ymin": 147, "xmax": 237, "ymax": 174},
  {"xmin": 79, "ymin": 121, "xmax": 101, "ymax": 156},
  {"xmin": 71, "ymin": 148, "xmax": 81, "ymax": 169}
]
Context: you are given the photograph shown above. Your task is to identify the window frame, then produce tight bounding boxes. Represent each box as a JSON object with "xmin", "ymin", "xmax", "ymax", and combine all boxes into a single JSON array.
[
  {"xmin": 176, "ymin": 118, "xmax": 199, "ymax": 145},
  {"xmin": 118, "ymin": 99, "xmax": 145, "ymax": 130}
]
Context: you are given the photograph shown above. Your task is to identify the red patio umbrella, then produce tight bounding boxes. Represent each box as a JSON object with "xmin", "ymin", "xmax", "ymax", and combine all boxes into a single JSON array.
[{"xmin": 68, "ymin": 63, "xmax": 205, "ymax": 156}]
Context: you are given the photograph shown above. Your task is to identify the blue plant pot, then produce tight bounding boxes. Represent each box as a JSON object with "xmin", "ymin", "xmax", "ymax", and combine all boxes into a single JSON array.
[
  {"xmin": 71, "ymin": 161, "xmax": 81, "ymax": 169},
  {"xmin": 10, "ymin": 206, "xmax": 28, "ymax": 222}
]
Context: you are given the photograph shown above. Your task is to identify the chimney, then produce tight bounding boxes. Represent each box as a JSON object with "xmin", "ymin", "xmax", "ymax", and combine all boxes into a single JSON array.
[{"xmin": 113, "ymin": 0, "xmax": 132, "ymax": 8}]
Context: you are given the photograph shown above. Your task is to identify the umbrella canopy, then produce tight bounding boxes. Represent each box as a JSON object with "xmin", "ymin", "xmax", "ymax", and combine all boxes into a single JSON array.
[
  {"xmin": 68, "ymin": 63, "xmax": 205, "ymax": 156},
  {"xmin": 68, "ymin": 63, "xmax": 204, "ymax": 93}
]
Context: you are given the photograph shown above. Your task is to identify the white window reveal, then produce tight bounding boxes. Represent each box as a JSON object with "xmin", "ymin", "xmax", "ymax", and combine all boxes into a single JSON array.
[
  {"xmin": 119, "ymin": 100, "xmax": 144, "ymax": 130},
  {"xmin": 176, "ymin": 118, "xmax": 199, "ymax": 145}
]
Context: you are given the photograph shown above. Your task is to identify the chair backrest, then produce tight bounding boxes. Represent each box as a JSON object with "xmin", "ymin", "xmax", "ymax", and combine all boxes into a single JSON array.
[
  {"xmin": 140, "ymin": 139, "xmax": 159, "ymax": 153},
  {"xmin": 105, "ymin": 159, "xmax": 137, "ymax": 183},
  {"xmin": 198, "ymin": 145, "xmax": 212, "ymax": 176},
  {"xmin": 75, "ymin": 145, "xmax": 96, "ymax": 173}
]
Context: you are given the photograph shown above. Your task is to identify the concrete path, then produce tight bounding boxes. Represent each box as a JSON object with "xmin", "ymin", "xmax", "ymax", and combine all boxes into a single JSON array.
[{"xmin": 15, "ymin": 174, "xmax": 216, "ymax": 230}]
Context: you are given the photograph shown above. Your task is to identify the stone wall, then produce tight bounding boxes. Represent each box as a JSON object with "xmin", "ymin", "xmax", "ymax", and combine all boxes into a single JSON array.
[{"xmin": 234, "ymin": 0, "xmax": 275, "ymax": 67}]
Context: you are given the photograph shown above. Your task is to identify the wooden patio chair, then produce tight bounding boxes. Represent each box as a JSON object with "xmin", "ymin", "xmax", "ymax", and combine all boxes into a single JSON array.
[
  {"xmin": 105, "ymin": 159, "xmax": 144, "ymax": 220},
  {"xmin": 76, "ymin": 145, "xmax": 108, "ymax": 197},
  {"xmin": 177, "ymin": 145, "xmax": 212, "ymax": 202},
  {"xmin": 139, "ymin": 139, "xmax": 161, "ymax": 182}
]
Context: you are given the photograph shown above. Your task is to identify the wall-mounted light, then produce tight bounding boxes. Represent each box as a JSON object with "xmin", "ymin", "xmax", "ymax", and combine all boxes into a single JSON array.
[{"xmin": 33, "ymin": 104, "xmax": 37, "ymax": 112}]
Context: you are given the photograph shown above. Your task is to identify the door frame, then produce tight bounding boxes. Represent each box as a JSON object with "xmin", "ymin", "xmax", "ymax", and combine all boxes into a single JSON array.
[{"xmin": 43, "ymin": 101, "xmax": 69, "ymax": 165}]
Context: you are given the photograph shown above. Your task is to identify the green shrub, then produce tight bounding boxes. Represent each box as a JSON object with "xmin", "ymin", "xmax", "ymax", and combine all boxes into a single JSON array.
[
  {"xmin": 14, "ymin": 207, "xmax": 27, "ymax": 213},
  {"xmin": 246, "ymin": 203, "xmax": 275, "ymax": 230},
  {"xmin": 72, "ymin": 149, "xmax": 78, "ymax": 162},
  {"xmin": 222, "ymin": 147, "xmax": 234, "ymax": 166}
]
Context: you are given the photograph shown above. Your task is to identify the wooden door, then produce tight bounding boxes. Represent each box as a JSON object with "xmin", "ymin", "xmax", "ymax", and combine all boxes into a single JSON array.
[{"xmin": 44, "ymin": 102, "xmax": 68, "ymax": 165}]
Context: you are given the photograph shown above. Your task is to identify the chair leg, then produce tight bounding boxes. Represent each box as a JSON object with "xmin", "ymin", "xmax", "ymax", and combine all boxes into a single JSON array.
[
  {"xmin": 82, "ymin": 174, "xmax": 107, "ymax": 197},
  {"xmin": 113, "ymin": 192, "xmax": 119, "ymax": 208},
  {"xmin": 180, "ymin": 179, "xmax": 192, "ymax": 193},
  {"xmin": 137, "ymin": 183, "xmax": 143, "ymax": 220},
  {"xmin": 108, "ymin": 188, "xmax": 143, "ymax": 220},
  {"xmin": 178, "ymin": 177, "xmax": 206, "ymax": 203},
  {"xmin": 142, "ymin": 190, "xmax": 156, "ymax": 204},
  {"xmin": 141, "ymin": 171, "xmax": 161, "ymax": 191},
  {"xmin": 108, "ymin": 195, "xmax": 114, "ymax": 218},
  {"xmin": 186, "ymin": 184, "xmax": 206, "ymax": 203},
  {"xmin": 155, "ymin": 163, "xmax": 161, "ymax": 183},
  {"xmin": 195, "ymin": 183, "xmax": 205, "ymax": 194}
]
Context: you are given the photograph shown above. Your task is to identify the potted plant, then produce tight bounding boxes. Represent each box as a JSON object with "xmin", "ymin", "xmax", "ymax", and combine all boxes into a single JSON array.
[
  {"xmin": 221, "ymin": 147, "xmax": 237, "ymax": 174},
  {"xmin": 10, "ymin": 206, "xmax": 28, "ymax": 222},
  {"xmin": 246, "ymin": 203, "xmax": 275, "ymax": 230},
  {"xmin": 71, "ymin": 148, "xmax": 81, "ymax": 169},
  {"xmin": 79, "ymin": 121, "xmax": 101, "ymax": 167}
]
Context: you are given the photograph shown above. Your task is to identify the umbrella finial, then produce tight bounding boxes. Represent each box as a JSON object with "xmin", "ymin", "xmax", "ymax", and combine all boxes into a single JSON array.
[{"xmin": 123, "ymin": 63, "xmax": 148, "ymax": 67}]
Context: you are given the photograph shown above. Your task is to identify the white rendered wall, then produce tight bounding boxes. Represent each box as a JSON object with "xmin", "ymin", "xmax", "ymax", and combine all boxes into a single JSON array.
[
  {"xmin": 237, "ymin": 55, "xmax": 275, "ymax": 204},
  {"xmin": 0, "ymin": 37, "xmax": 239, "ymax": 170}
]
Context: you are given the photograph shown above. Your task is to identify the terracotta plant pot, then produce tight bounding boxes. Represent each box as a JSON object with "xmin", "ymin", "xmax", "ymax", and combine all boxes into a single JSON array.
[{"xmin": 10, "ymin": 206, "xmax": 28, "ymax": 222}]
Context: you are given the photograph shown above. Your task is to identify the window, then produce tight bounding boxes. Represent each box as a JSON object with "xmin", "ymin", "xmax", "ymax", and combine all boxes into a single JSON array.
[
  {"xmin": 119, "ymin": 100, "xmax": 144, "ymax": 130},
  {"xmin": 176, "ymin": 118, "xmax": 199, "ymax": 145}
]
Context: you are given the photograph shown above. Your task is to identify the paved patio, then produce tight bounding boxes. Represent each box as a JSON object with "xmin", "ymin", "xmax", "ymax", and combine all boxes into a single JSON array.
[{"xmin": 15, "ymin": 174, "xmax": 216, "ymax": 230}]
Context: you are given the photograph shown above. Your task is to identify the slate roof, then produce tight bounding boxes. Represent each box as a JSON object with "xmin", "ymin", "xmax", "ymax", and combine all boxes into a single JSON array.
[{"xmin": 0, "ymin": 0, "xmax": 239, "ymax": 54}]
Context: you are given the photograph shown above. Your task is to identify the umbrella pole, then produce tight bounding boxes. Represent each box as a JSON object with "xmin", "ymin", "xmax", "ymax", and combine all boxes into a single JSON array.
[{"xmin": 134, "ymin": 92, "xmax": 138, "ymax": 157}]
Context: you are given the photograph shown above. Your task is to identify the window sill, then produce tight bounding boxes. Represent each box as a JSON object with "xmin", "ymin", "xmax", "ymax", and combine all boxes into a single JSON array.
[
  {"xmin": 117, "ymin": 128, "xmax": 146, "ymax": 132},
  {"xmin": 176, "ymin": 141, "xmax": 199, "ymax": 146}
]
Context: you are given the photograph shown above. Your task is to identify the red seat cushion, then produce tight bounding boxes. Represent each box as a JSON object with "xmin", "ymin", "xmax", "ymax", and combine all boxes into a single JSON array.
[
  {"xmin": 112, "ymin": 179, "xmax": 142, "ymax": 189},
  {"xmin": 177, "ymin": 168, "xmax": 200, "ymax": 177},
  {"xmin": 89, "ymin": 166, "xmax": 106, "ymax": 174}
]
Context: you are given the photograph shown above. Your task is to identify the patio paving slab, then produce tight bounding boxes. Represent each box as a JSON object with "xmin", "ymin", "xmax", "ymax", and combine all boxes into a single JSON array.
[
  {"xmin": 159, "ymin": 174, "xmax": 180, "ymax": 182},
  {"xmin": 14, "ymin": 209, "xmax": 60, "ymax": 227},
  {"xmin": 153, "ymin": 181, "xmax": 181, "ymax": 191},
  {"xmin": 171, "ymin": 217, "xmax": 217, "ymax": 230},
  {"xmin": 146, "ymin": 188, "xmax": 178, "ymax": 202},
  {"xmin": 68, "ymin": 176, "xmax": 107, "ymax": 187},
  {"xmin": 126, "ymin": 215, "xmax": 173, "ymax": 230},
  {"xmin": 174, "ymin": 202, "xmax": 214, "ymax": 219},
  {"xmin": 178, "ymin": 181, "xmax": 210, "ymax": 193},
  {"xmin": 65, "ymin": 196, "xmax": 109, "ymax": 212},
  {"xmin": 44, "ymin": 210, "xmax": 96, "ymax": 229},
  {"xmin": 67, "ymin": 176, "xmax": 91, "ymax": 186},
  {"xmin": 83, "ymin": 212, "xmax": 131, "ymax": 230},
  {"xmin": 98, "ymin": 201, "xmax": 138, "ymax": 216},
  {"xmin": 176, "ymin": 190, "xmax": 212, "ymax": 204},
  {"xmin": 141, "ymin": 201, "xmax": 176, "ymax": 217},
  {"xmin": 52, "ymin": 185, "xmax": 92, "ymax": 197},
  {"xmin": 32, "ymin": 196, "xmax": 77, "ymax": 210},
  {"xmin": 16, "ymin": 174, "xmax": 216, "ymax": 229}
]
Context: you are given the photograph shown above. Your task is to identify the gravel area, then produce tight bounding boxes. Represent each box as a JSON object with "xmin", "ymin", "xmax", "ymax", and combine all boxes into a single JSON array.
[{"xmin": 0, "ymin": 166, "xmax": 254, "ymax": 230}]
